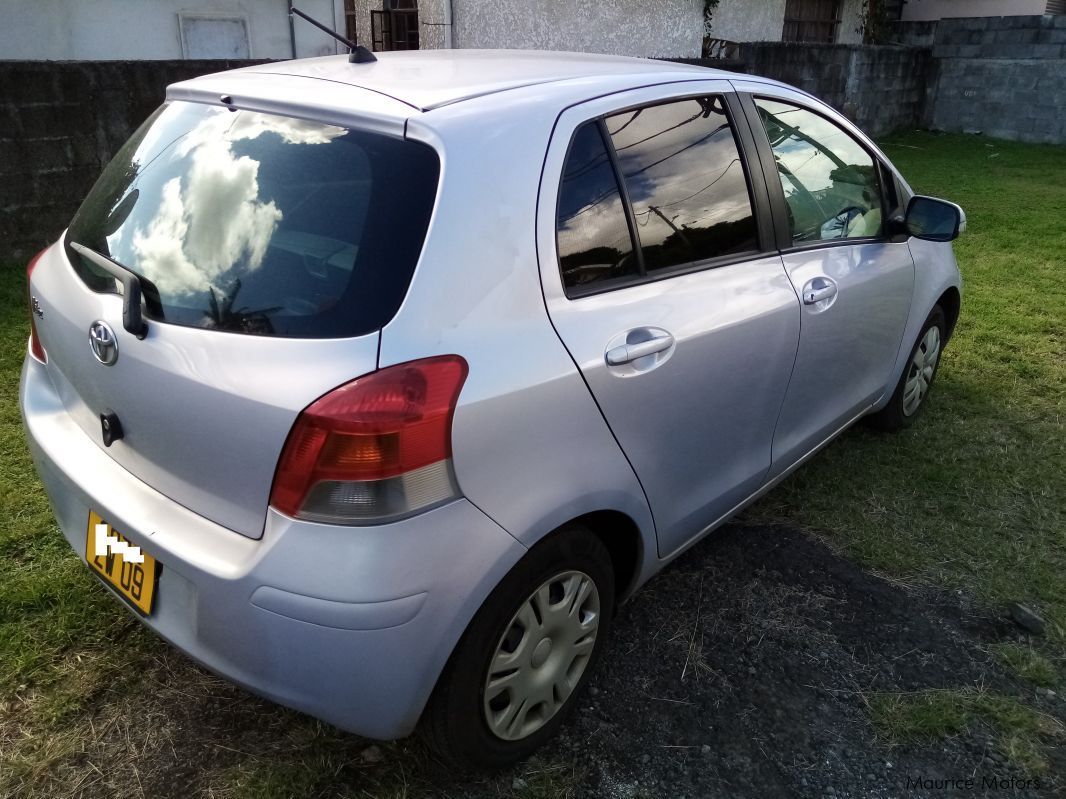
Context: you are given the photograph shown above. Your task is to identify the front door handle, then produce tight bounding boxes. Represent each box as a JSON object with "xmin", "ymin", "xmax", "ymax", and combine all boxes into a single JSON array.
[
  {"xmin": 802, "ymin": 276, "xmax": 838, "ymax": 305},
  {"xmin": 606, "ymin": 333, "xmax": 675, "ymax": 366}
]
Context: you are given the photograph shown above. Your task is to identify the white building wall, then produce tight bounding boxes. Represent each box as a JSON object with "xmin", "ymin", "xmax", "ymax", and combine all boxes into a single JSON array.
[
  {"xmin": 710, "ymin": 0, "xmax": 787, "ymax": 42},
  {"xmin": 354, "ymin": 0, "xmax": 702, "ymax": 57},
  {"xmin": 838, "ymin": 0, "xmax": 864, "ymax": 43},
  {"xmin": 0, "ymin": 0, "xmax": 342, "ymax": 60},
  {"xmin": 0, "ymin": 0, "xmax": 893, "ymax": 62},
  {"xmin": 901, "ymin": 0, "xmax": 1048, "ymax": 21},
  {"xmin": 449, "ymin": 0, "xmax": 703, "ymax": 56}
]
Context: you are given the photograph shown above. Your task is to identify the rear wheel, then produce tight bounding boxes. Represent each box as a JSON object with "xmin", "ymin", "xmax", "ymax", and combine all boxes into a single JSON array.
[
  {"xmin": 422, "ymin": 525, "xmax": 614, "ymax": 771},
  {"xmin": 867, "ymin": 305, "xmax": 946, "ymax": 432}
]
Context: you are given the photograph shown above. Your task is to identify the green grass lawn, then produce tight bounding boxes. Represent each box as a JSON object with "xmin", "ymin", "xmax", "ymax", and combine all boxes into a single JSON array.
[
  {"xmin": 1, "ymin": 131, "xmax": 1063, "ymax": 796},
  {"xmin": 750, "ymin": 132, "xmax": 1066, "ymax": 654}
]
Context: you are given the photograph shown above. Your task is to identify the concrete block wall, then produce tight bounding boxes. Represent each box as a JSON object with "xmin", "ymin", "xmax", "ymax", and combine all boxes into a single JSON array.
[
  {"xmin": 924, "ymin": 15, "xmax": 1066, "ymax": 143},
  {"xmin": 733, "ymin": 44, "xmax": 933, "ymax": 138},
  {"xmin": 930, "ymin": 56, "xmax": 1066, "ymax": 142},
  {"xmin": 732, "ymin": 15, "xmax": 1066, "ymax": 144},
  {"xmin": 890, "ymin": 20, "xmax": 938, "ymax": 46},
  {"xmin": 0, "ymin": 60, "xmax": 268, "ymax": 262},
  {"xmin": 931, "ymin": 14, "xmax": 1066, "ymax": 61}
]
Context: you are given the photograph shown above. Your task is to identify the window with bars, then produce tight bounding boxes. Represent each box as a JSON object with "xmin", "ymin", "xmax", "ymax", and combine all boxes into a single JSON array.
[
  {"xmin": 782, "ymin": 0, "xmax": 842, "ymax": 43},
  {"xmin": 371, "ymin": 0, "xmax": 419, "ymax": 51},
  {"xmin": 343, "ymin": 0, "xmax": 358, "ymax": 44}
]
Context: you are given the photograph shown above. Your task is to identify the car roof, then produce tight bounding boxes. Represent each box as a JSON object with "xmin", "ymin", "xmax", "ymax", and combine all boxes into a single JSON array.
[{"xmin": 228, "ymin": 49, "xmax": 734, "ymax": 112}]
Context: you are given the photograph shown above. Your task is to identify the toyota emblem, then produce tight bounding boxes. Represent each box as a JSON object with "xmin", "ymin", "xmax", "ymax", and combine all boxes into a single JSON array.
[{"xmin": 88, "ymin": 320, "xmax": 119, "ymax": 366}]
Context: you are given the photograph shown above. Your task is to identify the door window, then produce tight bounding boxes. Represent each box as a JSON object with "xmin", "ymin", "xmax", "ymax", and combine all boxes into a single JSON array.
[
  {"xmin": 605, "ymin": 97, "xmax": 758, "ymax": 273},
  {"xmin": 556, "ymin": 122, "xmax": 639, "ymax": 290},
  {"xmin": 755, "ymin": 98, "xmax": 885, "ymax": 245}
]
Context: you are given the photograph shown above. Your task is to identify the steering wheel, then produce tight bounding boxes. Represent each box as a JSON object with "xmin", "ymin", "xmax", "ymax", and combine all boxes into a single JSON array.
[{"xmin": 816, "ymin": 206, "xmax": 866, "ymax": 240}]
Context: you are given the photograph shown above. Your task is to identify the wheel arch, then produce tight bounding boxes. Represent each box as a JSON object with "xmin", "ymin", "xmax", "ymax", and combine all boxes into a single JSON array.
[
  {"xmin": 937, "ymin": 286, "xmax": 961, "ymax": 342},
  {"xmin": 567, "ymin": 509, "xmax": 645, "ymax": 603}
]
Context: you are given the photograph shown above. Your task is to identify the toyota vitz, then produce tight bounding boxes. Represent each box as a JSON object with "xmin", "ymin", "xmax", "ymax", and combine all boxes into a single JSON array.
[{"xmin": 20, "ymin": 50, "xmax": 964, "ymax": 770}]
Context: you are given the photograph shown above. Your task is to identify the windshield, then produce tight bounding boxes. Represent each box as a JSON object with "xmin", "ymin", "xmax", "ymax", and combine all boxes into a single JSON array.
[{"xmin": 66, "ymin": 102, "xmax": 439, "ymax": 338}]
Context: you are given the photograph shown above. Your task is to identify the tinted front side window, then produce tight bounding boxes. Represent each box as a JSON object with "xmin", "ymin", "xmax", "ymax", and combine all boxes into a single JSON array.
[
  {"xmin": 605, "ymin": 97, "xmax": 758, "ymax": 272},
  {"xmin": 755, "ymin": 98, "xmax": 884, "ymax": 245},
  {"xmin": 66, "ymin": 102, "xmax": 439, "ymax": 338},
  {"xmin": 556, "ymin": 122, "xmax": 638, "ymax": 290}
]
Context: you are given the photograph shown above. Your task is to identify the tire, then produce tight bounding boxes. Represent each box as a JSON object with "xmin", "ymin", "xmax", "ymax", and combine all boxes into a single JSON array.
[
  {"xmin": 867, "ymin": 305, "xmax": 946, "ymax": 432},
  {"xmin": 422, "ymin": 524, "xmax": 615, "ymax": 771}
]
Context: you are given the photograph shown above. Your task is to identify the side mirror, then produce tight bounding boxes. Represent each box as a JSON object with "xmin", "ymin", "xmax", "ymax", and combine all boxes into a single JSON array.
[{"xmin": 903, "ymin": 195, "xmax": 966, "ymax": 242}]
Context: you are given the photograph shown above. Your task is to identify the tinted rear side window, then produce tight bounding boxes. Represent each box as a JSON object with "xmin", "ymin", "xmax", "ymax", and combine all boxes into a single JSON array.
[
  {"xmin": 605, "ymin": 97, "xmax": 758, "ymax": 272},
  {"xmin": 66, "ymin": 102, "xmax": 439, "ymax": 338},
  {"xmin": 556, "ymin": 122, "xmax": 639, "ymax": 291}
]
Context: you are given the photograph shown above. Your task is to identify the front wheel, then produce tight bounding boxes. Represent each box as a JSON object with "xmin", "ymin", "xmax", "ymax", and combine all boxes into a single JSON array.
[
  {"xmin": 867, "ymin": 305, "xmax": 946, "ymax": 432},
  {"xmin": 422, "ymin": 525, "xmax": 615, "ymax": 771}
]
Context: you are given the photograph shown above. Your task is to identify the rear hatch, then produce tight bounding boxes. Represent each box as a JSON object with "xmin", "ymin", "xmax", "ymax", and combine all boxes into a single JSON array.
[{"xmin": 32, "ymin": 98, "xmax": 440, "ymax": 538}]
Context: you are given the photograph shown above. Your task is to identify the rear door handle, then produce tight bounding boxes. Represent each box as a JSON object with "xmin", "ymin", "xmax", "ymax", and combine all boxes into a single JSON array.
[{"xmin": 606, "ymin": 333, "xmax": 675, "ymax": 366}]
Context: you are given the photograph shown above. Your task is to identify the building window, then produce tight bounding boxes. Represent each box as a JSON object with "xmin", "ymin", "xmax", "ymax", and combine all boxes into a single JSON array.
[
  {"xmin": 179, "ymin": 14, "xmax": 251, "ymax": 58},
  {"xmin": 782, "ymin": 0, "xmax": 842, "ymax": 43},
  {"xmin": 371, "ymin": 0, "xmax": 419, "ymax": 51},
  {"xmin": 343, "ymin": 0, "xmax": 358, "ymax": 44}
]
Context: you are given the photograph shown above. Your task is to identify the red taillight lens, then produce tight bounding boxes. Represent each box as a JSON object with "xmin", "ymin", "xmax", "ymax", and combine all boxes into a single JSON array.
[
  {"xmin": 27, "ymin": 248, "xmax": 47, "ymax": 363},
  {"xmin": 270, "ymin": 355, "xmax": 468, "ymax": 523}
]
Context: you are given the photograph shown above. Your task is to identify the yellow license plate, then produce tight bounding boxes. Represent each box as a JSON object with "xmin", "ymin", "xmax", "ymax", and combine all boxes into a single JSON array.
[{"xmin": 85, "ymin": 511, "xmax": 159, "ymax": 616}]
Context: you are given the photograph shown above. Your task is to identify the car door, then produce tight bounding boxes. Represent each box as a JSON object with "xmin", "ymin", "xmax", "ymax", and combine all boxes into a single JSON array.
[
  {"xmin": 734, "ymin": 87, "xmax": 916, "ymax": 476},
  {"xmin": 536, "ymin": 83, "xmax": 801, "ymax": 559}
]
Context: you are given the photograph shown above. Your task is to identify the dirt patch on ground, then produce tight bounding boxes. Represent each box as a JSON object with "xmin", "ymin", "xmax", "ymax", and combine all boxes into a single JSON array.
[
  {"xmin": 7, "ymin": 523, "xmax": 1062, "ymax": 798},
  {"xmin": 553, "ymin": 523, "xmax": 1063, "ymax": 798}
]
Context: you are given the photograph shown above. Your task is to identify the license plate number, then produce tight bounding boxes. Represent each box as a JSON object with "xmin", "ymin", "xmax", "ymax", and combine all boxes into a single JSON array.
[{"xmin": 85, "ymin": 511, "xmax": 159, "ymax": 615}]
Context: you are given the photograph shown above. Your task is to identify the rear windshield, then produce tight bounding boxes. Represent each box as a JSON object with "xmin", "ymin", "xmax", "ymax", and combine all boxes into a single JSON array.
[{"xmin": 66, "ymin": 102, "xmax": 439, "ymax": 338}]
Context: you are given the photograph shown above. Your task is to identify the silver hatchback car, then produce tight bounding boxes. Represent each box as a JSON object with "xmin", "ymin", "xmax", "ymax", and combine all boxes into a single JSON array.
[{"xmin": 21, "ymin": 50, "xmax": 963, "ymax": 769}]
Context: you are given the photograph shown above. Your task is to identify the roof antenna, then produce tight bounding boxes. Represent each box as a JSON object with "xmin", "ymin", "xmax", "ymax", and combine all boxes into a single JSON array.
[{"xmin": 289, "ymin": 5, "xmax": 377, "ymax": 63}]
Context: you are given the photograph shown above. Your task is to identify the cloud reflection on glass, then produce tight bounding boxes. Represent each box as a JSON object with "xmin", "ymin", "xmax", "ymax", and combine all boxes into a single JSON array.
[
  {"xmin": 555, "ymin": 95, "xmax": 759, "ymax": 293},
  {"xmin": 606, "ymin": 97, "xmax": 757, "ymax": 272},
  {"xmin": 129, "ymin": 110, "xmax": 345, "ymax": 298}
]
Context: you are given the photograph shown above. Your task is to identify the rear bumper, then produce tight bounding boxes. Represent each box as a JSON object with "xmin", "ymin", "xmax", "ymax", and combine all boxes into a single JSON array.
[{"xmin": 19, "ymin": 354, "xmax": 526, "ymax": 739}]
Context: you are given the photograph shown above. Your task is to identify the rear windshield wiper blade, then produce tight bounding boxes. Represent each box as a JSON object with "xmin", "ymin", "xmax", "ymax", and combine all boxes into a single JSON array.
[{"xmin": 69, "ymin": 242, "xmax": 157, "ymax": 339}]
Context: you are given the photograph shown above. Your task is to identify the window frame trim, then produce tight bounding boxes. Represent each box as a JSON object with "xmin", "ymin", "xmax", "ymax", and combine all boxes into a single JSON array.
[
  {"xmin": 553, "ymin": 90, "xmax": 775, "ymax": 301},
  {"xmin": 598, "ymin": 116, "xmax": 647, "ymax": 279},
  {"xmin": 739, "ymin": 92, "xmax": 898, "ymax": 256}
]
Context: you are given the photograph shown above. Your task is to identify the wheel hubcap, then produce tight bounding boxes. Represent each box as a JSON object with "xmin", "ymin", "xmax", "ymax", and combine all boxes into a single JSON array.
[
  {"xmin": 903, "ymin": 325, "xmax": 941, "ymax": 417},
  {"xmin": 531, "ymin": 637, "xmax": 552, "ymax": 668},
  {"xmin": 482, "ymin": 570, "xmax": 600, "ymax": 741}
]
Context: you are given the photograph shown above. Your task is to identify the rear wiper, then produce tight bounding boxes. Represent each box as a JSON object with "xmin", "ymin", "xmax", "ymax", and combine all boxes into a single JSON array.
[{"xmin": 70, "ymin": 242, "xmax": 157, "ymax": 339}]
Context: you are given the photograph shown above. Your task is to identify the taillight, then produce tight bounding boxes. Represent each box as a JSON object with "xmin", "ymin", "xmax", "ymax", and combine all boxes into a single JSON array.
[
  {"xmin": 27, "ymin": 248, "xmax": 47, "ymax": 363},
  {"xmin": 270, "ymin": 355, "xmax": 469, "ymax": 524}
]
